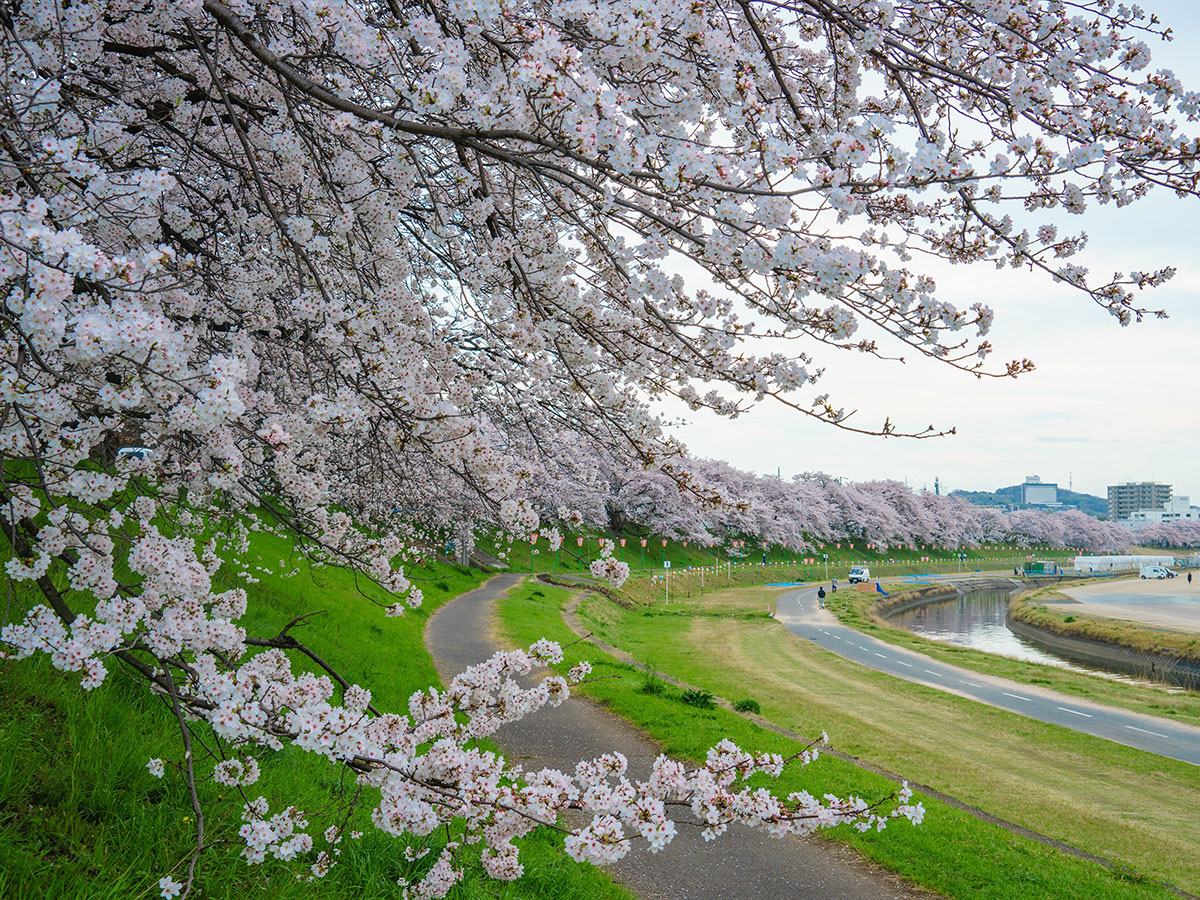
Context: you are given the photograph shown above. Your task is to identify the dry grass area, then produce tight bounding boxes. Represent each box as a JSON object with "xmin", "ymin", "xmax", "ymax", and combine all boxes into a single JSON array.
[
  {"xmin": 620, "ymin": 565, "xmax": 811, "ymax": 608},
  {"xmin": 634, "ymin": 582, "xmax": 795, "ymax": 617},
  {"xmin": 576, "ymin": 593, "xmax": 1200, "ymax": 893},
  {"xmin": 1130, "ymin": 546, "xmax": 1200, "ymax": 557}
]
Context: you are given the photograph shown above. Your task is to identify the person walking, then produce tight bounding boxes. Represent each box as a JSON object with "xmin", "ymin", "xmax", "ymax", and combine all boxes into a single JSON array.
[
  {"xmin": 817, "ymin": 586, "xmax": 826, "ymax": 609},
  {"xmin": 831, "ymin": 577, "xmax": 838, "ymax": 593}
]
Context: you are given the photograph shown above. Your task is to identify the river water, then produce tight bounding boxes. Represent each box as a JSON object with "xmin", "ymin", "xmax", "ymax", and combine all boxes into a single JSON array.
[{"xmin": 886, "ymin": 590, "xmax": 1148, "ymax": 684}]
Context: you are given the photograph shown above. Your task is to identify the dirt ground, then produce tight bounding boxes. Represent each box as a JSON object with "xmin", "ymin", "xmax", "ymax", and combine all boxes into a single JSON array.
[{"xmin": 1057, "ymin": 576, "xmax": 1200, "ymax": 633}]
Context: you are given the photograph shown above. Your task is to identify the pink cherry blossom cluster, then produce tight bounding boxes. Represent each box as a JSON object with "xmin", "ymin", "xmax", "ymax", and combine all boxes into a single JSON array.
[
  {"xmin": 589, "ymin": 538, "xmax": 632, "ymax": 585},
  {"xmin": 238, "ymin": 797, "xmax": 313, "ymax": 864},
  {"xmin": 543, "ymin": 526, "xmax": 565, "ymax": 552}
]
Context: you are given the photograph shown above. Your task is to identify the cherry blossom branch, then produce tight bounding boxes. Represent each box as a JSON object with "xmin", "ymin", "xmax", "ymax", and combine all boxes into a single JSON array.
[{"xmin": 161, "ymin": 663, "xmax": 205, "ymax": 900}]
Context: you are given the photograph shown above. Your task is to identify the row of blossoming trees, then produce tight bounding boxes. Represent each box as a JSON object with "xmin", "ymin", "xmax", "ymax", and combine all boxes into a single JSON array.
[
  {"xmin": 3, "ymin": 0, "xmax": 1199, "ymax": 896},
  {"xmin": 530, "ymin": 456, "xmax": 1150, "ymax": 556}
]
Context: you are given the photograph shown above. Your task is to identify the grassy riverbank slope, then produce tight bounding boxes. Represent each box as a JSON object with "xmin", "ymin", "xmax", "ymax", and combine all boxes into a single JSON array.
[{"xmin": 0, "ymin": 531, "xmax": 634, "ymax": 900}]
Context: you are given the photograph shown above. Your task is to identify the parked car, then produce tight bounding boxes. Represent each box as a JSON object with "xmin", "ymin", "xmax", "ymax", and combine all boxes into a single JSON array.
[
  {"xmin": 1140, "ymin": 565, "xmax": 1170, "ymax": 579},
  {"xmin": 848, "ymin": 565, "xmax": 871, "ymax": 584}
]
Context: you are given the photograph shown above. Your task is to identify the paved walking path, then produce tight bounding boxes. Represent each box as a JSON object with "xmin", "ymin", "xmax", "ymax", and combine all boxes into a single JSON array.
[
  {"xmin": 775, "ymin": 586, "xmax": 1200, "ymax": 766},
  {"xmin": 426, "ymin": 575, "xmax": 936, "ymax": 900}
]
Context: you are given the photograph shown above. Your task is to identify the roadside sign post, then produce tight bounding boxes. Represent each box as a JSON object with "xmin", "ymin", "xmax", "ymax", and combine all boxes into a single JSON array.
[
  {"xmin": 664, "ymin": 560, "xmax": 671, "ymax": 604},
  {"xmin": 823, "ymin": 553, "xmax": 829, "ymax": 581}
]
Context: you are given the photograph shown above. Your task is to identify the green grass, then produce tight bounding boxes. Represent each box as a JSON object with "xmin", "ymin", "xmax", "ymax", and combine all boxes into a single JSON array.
[
  {"xmin": 0, "ymin": 528, "xmax": 634, "ymax": 900},
  {"xmin": 618, "ymin": 557, "xmax": 1073, "ymax": 608},
  {"xmin": 477, "ymin": 523, "xmax": 1077, "ymax": 579},
  {"xmin": 497, "ymin": 581, "xmax": 1199, "ymax": 900}
]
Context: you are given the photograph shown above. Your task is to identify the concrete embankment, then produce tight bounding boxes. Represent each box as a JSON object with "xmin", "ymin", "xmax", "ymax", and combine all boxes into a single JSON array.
[{"xmin": 1005, "ymin": 613, "xmax": 1200, "ymax": 691}]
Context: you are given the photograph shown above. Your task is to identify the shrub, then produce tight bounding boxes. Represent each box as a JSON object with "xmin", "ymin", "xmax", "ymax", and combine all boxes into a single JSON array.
[
  {"xmin": 733, "ymin": 698, "xmax": 761, "ymax": 714},
  {"xmin": 679, "ymin": 689, "xmax": 716, "ymax": 709},
  {"xmin": 638, "ymin": 670, "xmax": 667, "ymax": 695}
]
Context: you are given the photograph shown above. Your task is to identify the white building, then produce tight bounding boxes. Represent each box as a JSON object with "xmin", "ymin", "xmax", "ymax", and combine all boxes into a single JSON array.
[
  {"xmin": 1123, "ymin": 495, "xmax": 1200, "ymax": 527},
  {"xmin": 1074, "ymin": 554, "xmax": 1177, "ymax": 572},
  {"xmin": 1020, "ymin": 475, "xmax": 1059, "ymax": 507}
]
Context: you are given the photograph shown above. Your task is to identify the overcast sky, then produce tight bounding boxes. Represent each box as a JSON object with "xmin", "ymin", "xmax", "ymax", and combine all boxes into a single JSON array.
[{"xmin": 666, "ymin": 1, "xmax": 1200, "ymax": 501}]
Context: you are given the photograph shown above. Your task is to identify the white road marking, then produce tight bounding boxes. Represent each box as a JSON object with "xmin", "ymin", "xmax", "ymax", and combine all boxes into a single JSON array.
[
  {"xmin": 896, "ymin": 661, "xmax": 913, "ymax": 668},
  {"xmin": 874, "ymin": 653, "xmax": 888, "ymax": 659},
  {"xmin": 959, "ymin": 680, "xmax": 983, "ymax": 687},
  {"xmin": 1003, "ymin": 692, "xmax": 1032, "ymax": 702},
  {"xmin": 924, "ymin": 670, "xmax": 944, "ymax": 678},
  {"xmin": 1057, "ymin": 707, "xmax": 1092, "ymax": 718},
  {"xmin": 1125, "ymin": 725, "xmax": 1169, "ymax": 739}
]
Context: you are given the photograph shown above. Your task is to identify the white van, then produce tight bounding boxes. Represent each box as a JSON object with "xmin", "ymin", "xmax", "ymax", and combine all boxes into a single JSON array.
[
  {"xmin": 1140, "ymin": 565, "xmax": 1170, "ymax": 579},
  {"xmin": 848, "ymin": 565, "xmax": 871, "ymax": 584}
]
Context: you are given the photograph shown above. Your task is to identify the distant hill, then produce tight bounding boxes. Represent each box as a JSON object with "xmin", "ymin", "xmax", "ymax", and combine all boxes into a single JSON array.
[{"xmin": 950, "ymin": 485, "xmax": 1108, "ymax": 518}]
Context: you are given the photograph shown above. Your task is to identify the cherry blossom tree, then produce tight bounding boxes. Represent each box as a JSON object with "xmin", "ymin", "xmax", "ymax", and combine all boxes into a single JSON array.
[
  {"xmin": 587, "ymin": 467, "xmax": 1136, "ymax": 556},
  {"xmin": 1, "ymin": 0, "xmax": 1196, "ymax": 895},
  {"xmin": 1138, "ymin": 522, "xmax": 1200, "ymax": 549}
]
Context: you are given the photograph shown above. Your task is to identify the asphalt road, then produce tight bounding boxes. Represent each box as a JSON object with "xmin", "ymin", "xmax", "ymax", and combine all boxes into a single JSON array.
[{"xmin": 774, "ymin": 586, "xmax": 1200, "ymax": 767}]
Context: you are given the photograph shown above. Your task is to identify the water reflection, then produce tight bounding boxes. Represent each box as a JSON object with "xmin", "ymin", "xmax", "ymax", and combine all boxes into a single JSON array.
[
  {"xmin": 889, "ymin": 591, "xmax": 1070, "ymax": 666},
  {"xmin": 887, "ymin": 591, "xmax": 1152, "ymax": 686}
]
